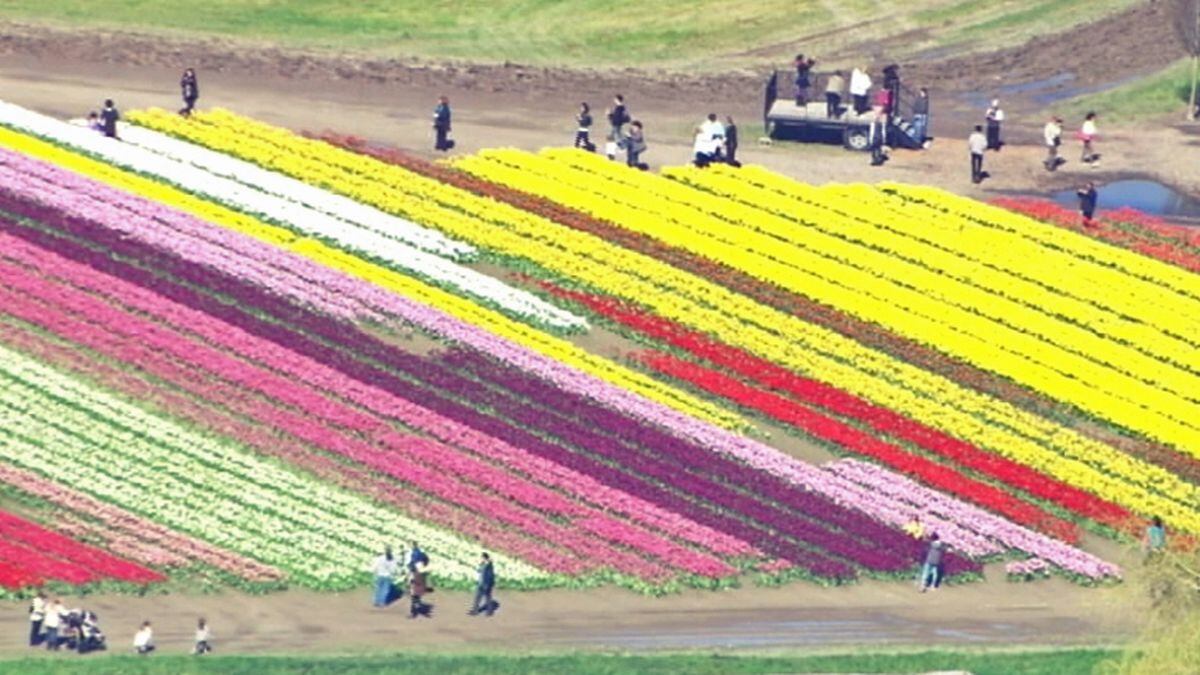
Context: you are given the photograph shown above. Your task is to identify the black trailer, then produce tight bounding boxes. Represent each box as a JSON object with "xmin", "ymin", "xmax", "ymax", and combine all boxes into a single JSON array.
[{"xmin": 763, "ymin": 69, "xmax": 929, "ymax": 151}]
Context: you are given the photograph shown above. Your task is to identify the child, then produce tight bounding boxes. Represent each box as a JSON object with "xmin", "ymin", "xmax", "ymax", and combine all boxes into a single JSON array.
[
  {"xmin": 133, "ymin": 620, "xmax": 154, "ymax": 655},
  {"xmin": 193, "ymin": 617, "xmax": 212, "ymax": 654}
]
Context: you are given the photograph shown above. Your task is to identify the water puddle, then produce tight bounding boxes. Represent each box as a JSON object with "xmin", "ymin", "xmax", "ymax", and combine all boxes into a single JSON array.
[{"xmin": 1051, "ymin": 180, "xmax": 1200, "ymax": 219}]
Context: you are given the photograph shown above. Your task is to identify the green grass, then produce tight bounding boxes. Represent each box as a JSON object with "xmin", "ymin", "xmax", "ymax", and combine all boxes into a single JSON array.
[
  {"xmin": 1058, "ymin": 59, "xmax": 1197, "ymax": 123},
  {"xmin": 0, "ymin": 0, "xmax": 1142, "ymax": 70},
  {"xmin": 0, "ymin": 648, "xmax": 1122, "ymax": 675}
]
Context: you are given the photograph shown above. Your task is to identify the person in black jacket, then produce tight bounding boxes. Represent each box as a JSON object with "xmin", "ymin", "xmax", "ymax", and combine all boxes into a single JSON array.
[
  {"xmin": 433, "ymin": 96, "xmax": 454, "ymax": 151},
  {"xmin": 574, "ymin": 102, "xmax": 594, "ymax": 151},
  {"xmin": 607, "ymin": 94, "xmax": 629, "ymax": 148},
  {"xmin": 100, "ymin": 99, "xmax": 120, "ymax": 139},
  {"xmin": 793, "ymin": 54, "xmax": 816, "ymax": 106},
  {"xmin": 179, "ymin": 68, "xmax": 199, "ymax": 116},
  {"xmin": 1077, "ymin": 181, "xmax": 1098, "ymax": 227},
  {"xmin": 468, "ymin": 552, "xmax": 496, "ymax": 616},
  {"xmin": 723, "ymin": 116, "xmax": 740, "ymax": 167}
]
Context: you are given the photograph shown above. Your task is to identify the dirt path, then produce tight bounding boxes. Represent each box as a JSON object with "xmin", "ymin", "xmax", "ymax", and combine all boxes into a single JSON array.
[{"xmin": 0, "ymin": 568, "xmax": 1139, "ymax": 655}]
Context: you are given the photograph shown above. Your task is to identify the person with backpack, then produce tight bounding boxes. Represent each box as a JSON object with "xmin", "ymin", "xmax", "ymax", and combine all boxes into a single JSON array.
[
  {"xmin": 433, "ymin": 96, "xmax": 454, "ymax": 152},
  {"xmin": 179, "ymin": 68, "xmax": 199, "ymax": 117},
  {"xmin": 574, "ymin": 102, "xmax": 595, "ymax": 151},
  {"xmin": 607, "ymin": 94, "xmax": 630, "ymax": 148}
]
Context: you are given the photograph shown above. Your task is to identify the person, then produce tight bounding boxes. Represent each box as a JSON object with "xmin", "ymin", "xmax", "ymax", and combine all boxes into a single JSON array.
[
  {"xmin": 723, "ymin": 116, "xmax": 740, "ymax": 167},
  {"xmin": 849, "ymin": 67, "xmax": 872, "ymax": 115},
  {"xmin": 882, "ymin": 64, "xmax": 901, "ymax": 114},
  {"xmin": 693, "ymin": 127, "xmax": 715, "ymax": 168},
  {"xmin": 1077, "ymin": 181, "xmax": 1098, "ymax": 226},
  {"xmin": 78, "ymin": 611, "xmax": 106, "ymax": 654},
  {"xmin": 433, "ymin": 96, "xmax": 454, "ymax": 152},
  {"xmin": 193, "ymin": 617, "xmax": 212, "ymax": 654},
  {"xmin": 868, "ymin": 109, "xmax": 887, "ymax": 167},
  {"xmin": 100, "ymin": 99, "xmax": 120, "ymax": 139},
  {"xmin": 574, "ymin": 102, "xmax": 594, "ymax": 151},
  {"xmin": 1043, "ymin": 116, "xmax": 1063, "ymax": 171},
  {"xmin": 179, "ymin": 68, "xmax": 199, "ymax": 116},
  {"xmin": 872, "ymin": 87, "xmax": 892, "ymax": 117},
  {"xmin": 793, "ymin": 54, "xmax": 816, "ymax": 106},
  {"xmin": 407, "ymin": 541, "xmax": 430, "ymax": 573},
  {"xmin": 1079, "ymin": 111, "xmax": 1098, "ymax": 164},
  {"xmin": 28, "ymin": 591, "xmax": 46, "ymax": 647},
  {"xmin": 968, "ymin": 125, "xmax": 987, "ymax": 184},
  {"xmin": 623, "ymin": 121, "xmax": 647, "ymax": 169},
  {"xmin": 910, "ymin": 88, "xmax": 930, "ymax": 144},
  {"xmin": 824, "ymin": 71, "xmax": 845, "ymax": 119},
  {"xmin": 468, "ymin": 552, "xmax": 496, "ymax": 616},
  {"xmin": 42, "ymin": 598, "xmax": 64, "ymax": 650},
  {"xmin": 1144, "ymin": 516, "xmax": 1167, "ymax": 557},
  {"xmin": 372, "ymin": 546, "xmax": 398, "ymax": 607},
  {"xmin": 86, "ymin": 111, "xmax": 104, "ymax": 133},
  {"xmin": 919, "ymin": 533, "xmax": 948, "ymax": 592},
  {"xmin": 902, "ymin": 516, "xmax": 925, "ymax": 539},
  {"xmin": 985, "ymin": 99, "xmax": 1004, "ymax": 151},
  {"xmin": 701, "ymin": 113, "xmax": 725, "ymax": 144},
  {"xmin": 409, "ymin": 562, "xmax": 431, "ymax": 619},
  {"xmin": 133, "ymin": 620, "xmax": 154, "ymax": 655},
  {"xmin": 607, "ymin": 94, "xmax": 629, "ymax": 147}
]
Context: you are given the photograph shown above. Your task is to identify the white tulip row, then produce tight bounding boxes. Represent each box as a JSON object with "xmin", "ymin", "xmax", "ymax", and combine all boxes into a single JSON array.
[
  {"xmin": 0, "ymin": 343, "xmax": 547, "ymax": 587},
  {"xmin": 112, "ymin": 120, "xmax": 476, "ymax": 261},
  {"xmin": 0, "ymin": 101, "xmax": 586, "ymax": 332}
]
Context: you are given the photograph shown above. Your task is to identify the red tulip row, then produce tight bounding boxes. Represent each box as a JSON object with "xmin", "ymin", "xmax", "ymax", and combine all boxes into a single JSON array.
[
  {"xmin": 0, "ymin": 510, "xmax": 162, "ymax": 589},
  {"xmin": 545, "ymin": 284, "xmax": 1138, "ymax": 536}
]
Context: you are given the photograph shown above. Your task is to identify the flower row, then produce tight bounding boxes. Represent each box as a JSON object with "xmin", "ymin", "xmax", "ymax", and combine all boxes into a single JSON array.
[{"xmin": 0, "ymin": 510, "xmax": 162, "ymax": 588}]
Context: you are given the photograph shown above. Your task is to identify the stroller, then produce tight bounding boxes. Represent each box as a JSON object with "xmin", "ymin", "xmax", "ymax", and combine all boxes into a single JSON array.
[{"xmin": 62, "ymin": 610, "xmax": 106, "ymax": 653}]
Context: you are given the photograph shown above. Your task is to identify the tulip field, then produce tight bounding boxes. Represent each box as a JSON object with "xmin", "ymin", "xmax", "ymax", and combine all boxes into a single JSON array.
[{"xmin": 10, "ymin": 98, "xmax": 1198, "ymax": 601}]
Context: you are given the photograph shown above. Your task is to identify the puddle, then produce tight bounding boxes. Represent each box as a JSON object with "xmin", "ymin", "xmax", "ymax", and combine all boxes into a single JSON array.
[{"xmin": 1051, "ymin": 180, "xmax": 1200, "ymax": 218}]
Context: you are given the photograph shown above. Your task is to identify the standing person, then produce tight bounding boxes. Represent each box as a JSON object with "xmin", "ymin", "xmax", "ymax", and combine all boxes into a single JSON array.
[
  {"xmin": 872, "ymin": 87, "xmax": 892, "ymax": 117},
  {"xmin": 100, "ymin": 99, "xmax": 120, "ymax": 139},
  {"xmin": 910, "ymin": 88, "xmax": 930, "ymax": 144},
  {"xmin": 849, "ymin": 67, "xmax": 872, "ymax": 115},
  {"xmin": 371, "ymin": 546, "xmax": 397, "ymax": 607},
  {"xmin": 723, "ymin": 116, "xmax": 740, "ymax": 167},
  {"xmin": 1079, "ymin": 111, "xmax": 1098, "ymax": 164},
  {"xmin": 574, "ymin": 102, "xmax": 594, "ymax": 151},
  {"xmin": 1043, "ymin": 116, "xmax": 1063, "ymax": 171},
  {"xmin": 193, "ymin": 617, "xmax": 212, "ymax": 655},
  {"xmin": 1144, "ymin": 516, "xmax": 1167, "ymax": 557},
  {"xmin": 28, "ymin": 591, "xmax": 46, "ymax": 647},
  {"xmin": 919, "ymin": 534, "xmax": 948, "ymax": 592},
  {"xmin": 623, "ymin": 121, "xmax": 647, "ymax": 169},
  {"xmin": 1077, "ymin": 181, "xmax": 1098, "ymax": 227},
  {"xmin": 42, "ymin": 598, "xmax": 64, "ymax": 650},
  {"xmin": 793, "ymin": 54, "xmax": 816, "ymax": 106},
  {"xmin": 179, "ymin": 68, "xmax": 199, "ymax": 117},
  {"xmin": 869, "ymin": 109, "xmax": 888, "ymax": 167},
  {"xmin": 433, "ymin": 96, "xmax": 454, "ymax": 152},
  {"xmin": 968, "ymin": 125, "xmax": 987, "ymax": 184},
  {"xmin": 824, "ymin": 71, "xmax": 845, "ymax": 118},
  {"xmin": 881, "ymin": 64, "xmax": 901, "ymax": 114},
  {"xmin": 133, "ymin": 620, "xmax": 154, "ymax": 655},
  {"xmin": 468, "ymin": 552, "xmax": 496, "ymax": 616},
  {"xmin": 607, "ymin": 94, "xmax": 629, "ymax": 147},
  {"xmin": 409, "ymin": 562, "xmax": 431, "ymax": 619},
  {"xmin": 407, "ymin": 541, "xmax": 430, "ymax": 573},
  {"xmin": 985, "ymin": 99, "xmax": 1004, "ymax": 151}
]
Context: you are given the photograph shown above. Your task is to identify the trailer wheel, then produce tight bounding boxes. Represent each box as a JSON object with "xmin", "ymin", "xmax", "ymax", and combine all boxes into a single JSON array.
[{"xmin": 844, "ymin": 128, "xmax": 870, "ymax": 151}]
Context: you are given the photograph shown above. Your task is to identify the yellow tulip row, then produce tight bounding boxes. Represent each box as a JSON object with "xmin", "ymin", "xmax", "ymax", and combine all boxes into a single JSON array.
[
  {"xmin": 448, "ymin": 147, "xmax": 1200, "ymax": 532},
  {"xmin": 0, "ymin": 124, "xmax": 741, "ymax": 434},
  {"xmin": 485, "ymin": 148, "xmax": 1200, "ymax": 456}
]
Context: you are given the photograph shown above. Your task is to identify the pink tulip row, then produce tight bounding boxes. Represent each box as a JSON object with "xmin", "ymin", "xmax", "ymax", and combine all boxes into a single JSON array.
[
  {"xmin": 0, "ymin": 203, "xmax": 751, "ymax": 564},
  {"xmin": 0, "ymin": 238, "xmax": 735, "ymax": 579},
  {"xmin": 0, "ymin": 432, "xmax": 283, "ymax": 582},
  {"xmin": 826, "ymin": 460, "xmax": 1120, "ymax": 580},
  {"xmin": 0, "ymin": 305, "xmax": 588, "ymax": 578}
]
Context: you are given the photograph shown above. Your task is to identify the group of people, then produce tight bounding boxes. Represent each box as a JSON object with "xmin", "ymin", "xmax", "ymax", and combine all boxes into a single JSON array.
[
  {"xmin": 28, "ymin": 594, "xmax": 214, "ymax": 656},
  {"xmin": 692, "ymin": 113, "xmax": 740, "ymax": 168},
  {"xmin": 371, "ymin": 543, "xmax": 498, "ymax": 619},
  {"xmin": 1042, "ymin": 111, "xmax": 1101, "ymax": 171},
  {"xmin": 968, "ymin": 102, "xmax": 1101, "ymax": 185},
  {"xmin": 571, "ymin": 95, "xmax": 647, "ymax": 168}
]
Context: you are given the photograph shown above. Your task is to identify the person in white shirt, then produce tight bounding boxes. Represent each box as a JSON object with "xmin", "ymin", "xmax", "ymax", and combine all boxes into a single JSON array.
[
  {"xmin": 1043, "ymin": 116, "xmax": 1063, "ymax": 171},
  {"xmin": 371, "ymin": 546, "xmax": 398, "ymax": 607},
  {"xmin": 193, "ymin": 617, "xmax": 212, "ymax": 655},
  {"xmin": 700, "ymin": 113, "xmax": 725, "ymax": 142},
  {"xmin": 28, "ymin": 591, "xmax": 46, "ymax": 647},
  {"xmin": 1080, "ymin": 111, "xmax": 1099, "ymax": 163},
  {"xmin": 968, "ymin": 125, "xmax": 988, "ymax": 184},
  {"xmin": 985, "ymin": 99, "xmax": 1005, "ymax": 150},
  {"xmin": 42, "ymin": 598, "xmax": 64, "ymax": 650},
  {"xmin": 849, "ymin": 67, "xmax": 872, "ymax": 115},
  {"xmin": 133, "ymin": 620, "xmax": 155, "ymax": 655},
  {"xmin": 693, "ymin": 127, "xmax": 720, "ymax": 168}
]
